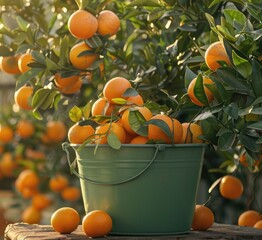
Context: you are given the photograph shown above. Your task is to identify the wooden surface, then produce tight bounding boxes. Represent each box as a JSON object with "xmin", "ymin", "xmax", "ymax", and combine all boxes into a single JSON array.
[{"xmin": 4, "ymin": 222, "xmax": 262, "ymax": 240}]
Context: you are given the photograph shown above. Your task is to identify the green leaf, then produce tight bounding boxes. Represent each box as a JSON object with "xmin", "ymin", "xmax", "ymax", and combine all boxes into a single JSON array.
[
  {"xmin": 216, "ymin": 68, "xmax": 253, "ymax": 96},
  {"xmin": 69, "ymin": 106, "xmax": 83, "ymax": 122},
  {"xmin": 58, "ymin": 36, "xmax": 69, "ymax": 66},
  {"xmin": 46, "ymin": 57, "xmax": 59, "ymax": 71},
  {"xmin": 147, "ymin": 118, "xmax": 172, "ymax": 140},
  {"xmin": 193, "ymin": 74, "xmax": 208, "ymax": 106},
  {"xmin": 247, "ymin": 121, "xmax": 262, "ymax": 131},
  {"xmin": 218, "ymin": 131, "xmax": 236, "ymax": 151},
  {"xmin": 16, "ymin": 69, "xmax": 43, "ymax": 89},
  {"xmin": 16, "ymin": 16, "xmax": 30, "ymax": 31},
  {"xmin": 107, "ymin": 132, "xmax": 121, "ymax": 150},
  {"xmin": 232, "ymin": 51, "xmax": 252, "ymax": 78},
  {"xmin": 31, "ymin": 88, "xmax": 59, "ymax": 110},
  {"xmin": 0, "ymin": 46, "xmax": 13, "ymax": 56},
  {"xmin": 16, "ymin": 44, "xmax": 35, "ymax": 54},
  {"xmin": 85, "ymin": 35, "xmax": 103, "ymax": 49},
  {"xmin": 252, "ymin": 60, "xmax": 262, "ymax": 97},
  {"xmin": 147, "ymin": 9, "xmax": 166, "ymax": 21},
  {"xmin": 223, "ymin": 103, "xmax": 239, "ymax": 120},
  {"xmin": 128, "ymin": 109, "xmax": 148, "ymax": 136},
  {"xmin": 31, "ymin": 50, "xmax": 46, "ymax": 65},
  {"xmin": 126, "ymin": 0, "xmax": 163, "ymax": 7},
  {"xmin": 239, "ymin": 134, "xmax": 260, "ymax": 152},
  {"xmin": 111, "ymin": 98, "xmax": 127, "ymax": 105},
  {"xmin": 83, "ymin": 101, "xmax": 92, "ymax": 119},
  {"xmin": 123, "ymin": 88, "xmax": 139, "ymax": 97},
  {"xmin": 205, "ymin": 13, "xmax": 216, "ymax": 28},
  {"xmin": 184, "ymin": 67, "xmax": 197, "ymax": 88}
]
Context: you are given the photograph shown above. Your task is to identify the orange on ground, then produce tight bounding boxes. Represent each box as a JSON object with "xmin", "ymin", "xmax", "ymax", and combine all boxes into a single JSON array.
[
  {"xmin": 32, "ymin": 194, "xmax": 51, "ymax": 210},
  {"xmin": 46, "ymin": 121, "xmax": 67, "ymax": 143},
  {"xmin": 0, "ymin": 152, "xmax": 17, "ymax": 177},
  {"xmin": 191, "ymin": 205, "xmax": 214, "ymax": 231},
  {"xmin": 82, "ymin": 210, "xmax": 112, "ymax": 238},
  {"xmin": 51, "ymin": 207, "xmax": 80, "ymax": 234},
  {"xmin": 97, "ymin": 10, "xmax": 120, "ymax": 36},
  {"xmin": 16, "ymin": 120, "xmax": 35, "ymax": 139},
  {"xmin": 0, "ymin": 125, "xmax": 14, "ymax": 143},
  {"xmin": 126, "ymin": 94, "xmax": 144, "ymax": 106},
  {"xmin": 22, "ymin": 206, "xmax": 42, "ymax": 224},
  {"xmin": 254, "ymin": 220, "xmax": 262, "ymax": 229},
  {"xmin": 121, "ymin": 106, "xmax": 152, "ymax": 134},
  {"xmin": 181, "ymin": 122, "xmax": 204, "ymax": 143},
  {"xmin": 14, "ymin": 85, "xmax": 33, "ymax": 110},
  {"xmin": 129, "ymin": 135, "xmax": 148, "ymax": 144},
  {"xmin": 49, "ymin": 174, "xmax": 68, "ymax": 192},
  {"xmin": 91, "ymin": 98, "xmax": 115, "ymax": 117},
  {"xmin": 103, "ymin": 77, "xmax": 132, "ymax": 104},
  {"xmin": 69, "ymin": 41, "xmax": 99, "ymax": 69},
  {"xmin": 238, "ymin": 210, "xmax": 261, "ymax": 227},
  {"xmin": 0, "ymin": 55, "xmax": 21, "ymax": 74},
  {"xmin": 18, "ymin": 53, "xmax": 34, "ymax": 73},
  {"xmin": 61, "ymin": 186, "xmax": 81, "ymax": 202},
  {"xmin": 147, "ymin": 114, "xmax": 183, "ymax": 144},
  {"xmin": 68, "ymin": 123, "xmax": 95, "ymax": 144},
  {"xmin": 187, "ymin": 76, "xmax": 214, "ymax": 106},
  {"xmin": 95, "ymin": 122, "xmax": 126, "ymax": 144},
  {"xmin": 219, "ymin": 175, "xmax": 244, "ymax": 200},
  {"xmin": 205, "ymin": 41, "xmax": 231, "ymax": 71},
  {"xmin": 68, "ymin": 10, "xmax": 98, "ymax": 39}
]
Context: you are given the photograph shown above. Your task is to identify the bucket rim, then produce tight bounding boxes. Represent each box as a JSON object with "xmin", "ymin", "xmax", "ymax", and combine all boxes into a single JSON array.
[{"xmin": 70, "ymin": 143, "xmax": 207, "ymax": 149}]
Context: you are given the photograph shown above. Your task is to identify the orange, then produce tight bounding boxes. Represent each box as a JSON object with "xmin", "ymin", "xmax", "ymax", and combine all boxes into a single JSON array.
[
  {"xmin": 0, "ymin": 145, "xmax": 3, "ymax": 154},
  {"xmin": 20, "ymin": 187, "xmax": 39, "ymax": 199},
  {"xmin": 181, "ymin": 122, "xmax": 204, "ymax": 143},
  {"xmin": 14, "ymin": 85, "xmax": 33, "ymax": 110},
  {"xmin": 205, "ymin": 41, "xmax": 231, "ymax": 71},
  {"xmin": 0, "ymin": 152, "xmax": 17, "ymax": 177},
  {"xmin": 25, "ymin": 148, "xmax": 46, "ymax": 160},
  {"xmin": 16, "ymin": 120, "xmax": 35, "ymax": 139},
  {"xmin": 18, "ymin": 53, "xmax": 34, "ymax": 73},
  {"xmin": 103, "ymin": 77, "xmax": 132, "ymax": 103},
  {"xmin": 121, "ymin": 106, "xmax": 152, "ymax": 134},
  {"xmin": 46, "ymin": 120, "xmax": 67, "ymax": 143},
  {"xmin": 129, "ymin": 135, "xmax": 148, "ymax": 144},
  {"xmin": 187, "ymin": 76, "xmax": 214, "ymax": 106},
  {"xmin": 95, "ymin": 122, "xmax": 126, "ymax": 144},
  {"xmin": 0, "ymin": 55, "xmax": 21, "ymax": 74},
  {"xmin": 147, "ymin": 114, "xmax": 183, "ymax": 144},
  {"xmin": 15, "ymin": 169, "xmax": 40, "ymax": 191},
  {"xmin": 254, "ymin": 220, "xmax": 262, "ymax": 229},
  {"xmin": 0, "ymin": 125, "xmax": 14, "ymax": 143},
  {"xmin": 82, "ymin": 210, "xmax": 112, "ymax": 238},
  {"xmin": 69, "ymin": 41, "xmax": 99, "ymax": 69},
  {"xmin": 54, "ymin": 73, "xmax": 83, "ymax": 94},
  {"xmin": 238, "ymin": 210, "xmax": 261, "ymax": 227},
  {"xmin": 49, "ymin": 174, "xmax": 68, "ymax": 192},
  {"xmin": 61, "ymin": 186, "xmax": 81, "ymax": 202},
  {"xmin": 97, "ymin": 10, "xmax": 120, "ymax": 36},
  {"xmin": 91, "ymin": 98, "xmax": 115, "ymax": 117},
  {"xmin": 32, "ymin": 193, "xmax": 52, "ymax": 210},
  {"xmin": 219, "ymin": 175, "xmax": 244, "ymax": 200},
  {"xmin": 68, "ymin": 9, "xmax": 98, "ymax": 39},
  {"xmin": 126, "ymin": 94, "xmax": 144, "ymax": 106},
  {"xmin": 21, "ymin": 206, "xmax": 42, "ymax": 224},
  {"xmin": 51, "ymin": 207, "xmax": 80, "ymax": 234},
  {"xmin": 191, "ymin": 205, "xmax": 214, "ymax": 231},
  {"xmin": 68, "ymin": 123, "xmax": 95, "ymax": 144},
  {"xmin": 54, "ymin": 73, "xmax": 79, "ymax": 88}
]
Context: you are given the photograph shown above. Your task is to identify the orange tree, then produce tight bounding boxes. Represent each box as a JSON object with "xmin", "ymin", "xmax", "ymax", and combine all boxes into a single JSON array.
[{"xmin": 0, "ymin": 0, "xmax": 262, "ymax": 225}]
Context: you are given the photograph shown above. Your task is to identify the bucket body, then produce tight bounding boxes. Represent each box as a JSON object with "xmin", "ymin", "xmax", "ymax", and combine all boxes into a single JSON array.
[{"xmin": 73, "ymin": 144, "xmax": 205, "ymax": 235}]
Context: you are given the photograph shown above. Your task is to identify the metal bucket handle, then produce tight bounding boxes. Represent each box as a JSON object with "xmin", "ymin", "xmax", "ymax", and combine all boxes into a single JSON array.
[{"xmin": 62, "ymin": 142, "xmax": 163, "ymax": 186}]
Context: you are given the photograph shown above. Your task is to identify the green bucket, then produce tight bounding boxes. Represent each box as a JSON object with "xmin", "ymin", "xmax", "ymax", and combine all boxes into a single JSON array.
[{"xmin": 64, "ymin": 143, "xmax": 205, "ymax": 235}]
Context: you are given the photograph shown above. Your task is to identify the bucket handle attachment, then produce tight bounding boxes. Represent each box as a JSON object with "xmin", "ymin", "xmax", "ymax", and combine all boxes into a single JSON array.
[{"xmin": 62, "ymin": 142, "xmax": 162, "ymax": 186}]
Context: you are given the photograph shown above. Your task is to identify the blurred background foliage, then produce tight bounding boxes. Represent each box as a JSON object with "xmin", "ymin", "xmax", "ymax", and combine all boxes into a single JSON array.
[{"xmin": 0, "ymin": 0, "xmax": 261, "ymax": 232}]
